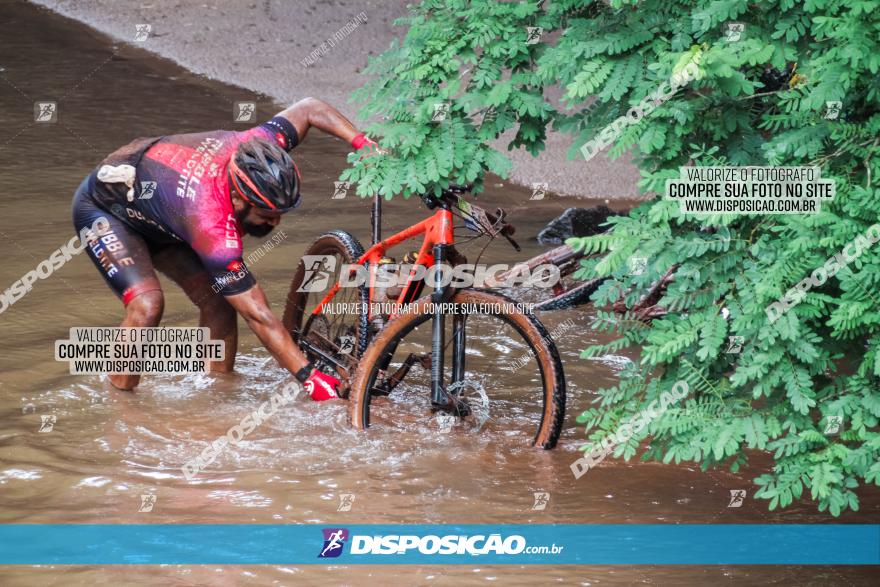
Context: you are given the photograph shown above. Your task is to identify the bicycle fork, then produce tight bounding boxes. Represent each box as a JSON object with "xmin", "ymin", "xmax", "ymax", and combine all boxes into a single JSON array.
[
  {"xmin": 430, "ymin": 244, "xmax": 467, "ymax": 408},
  {"xmin": 430, "ymin": 243, "xmax": 447, "ymax": 406}
]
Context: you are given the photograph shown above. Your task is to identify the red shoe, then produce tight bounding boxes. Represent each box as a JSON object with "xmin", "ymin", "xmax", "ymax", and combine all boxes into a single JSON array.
[{"xmin": 304, "ymin": 369, "xmax": 341, "ymax": 401}]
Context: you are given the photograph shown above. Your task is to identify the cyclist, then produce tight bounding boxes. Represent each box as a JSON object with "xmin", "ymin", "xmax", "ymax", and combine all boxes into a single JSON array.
[{"xmin": 71, "ymin": 98, "xmax": 378, "ymax": 399}]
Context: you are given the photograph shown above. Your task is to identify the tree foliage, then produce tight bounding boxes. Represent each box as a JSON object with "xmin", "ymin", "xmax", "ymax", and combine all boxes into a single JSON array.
[{"xmin": 346, "ymin": 0, "xmax": 880, "ymax": 516}]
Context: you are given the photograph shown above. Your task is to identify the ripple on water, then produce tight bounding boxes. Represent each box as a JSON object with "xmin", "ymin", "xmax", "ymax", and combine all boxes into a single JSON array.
[
  {"xmin": 74, "ymin": 476, "xmax": 112, "ymax": 488},
  {"xmin": 0, "ymin": 469, "xmax": 44, "ymax": 482},
  {"xmin": 206, "ymin": 489, "xmax": 273, "ymax": 508},
  {"xmin": 588, "ymin": 354, "xmax": 633, "ymax": 371}
]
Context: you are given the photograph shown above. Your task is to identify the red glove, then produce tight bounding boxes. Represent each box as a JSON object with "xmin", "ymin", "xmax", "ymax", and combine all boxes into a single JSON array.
[
  {"xmin": 304, "ymin": 369, "xmax": 341, "ymax": 401},
  {"xmin": 351, "ymin": 132, "xmax": 378, "ymax": 151}
]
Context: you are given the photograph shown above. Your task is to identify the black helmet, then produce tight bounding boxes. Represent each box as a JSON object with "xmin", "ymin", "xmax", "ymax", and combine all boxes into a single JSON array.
[{"xmin": 229, "ymin": 136, "xmax": 301, "ymax": 212}]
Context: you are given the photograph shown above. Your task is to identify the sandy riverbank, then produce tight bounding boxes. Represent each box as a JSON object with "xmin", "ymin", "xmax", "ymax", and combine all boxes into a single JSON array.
[{"xmin": 30, "ymin": 0, "xmax": 642, "ymax": 199}]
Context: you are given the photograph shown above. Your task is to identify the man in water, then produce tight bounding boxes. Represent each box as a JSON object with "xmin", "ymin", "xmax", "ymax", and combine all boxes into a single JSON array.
[{"xmin": 71, "ymin": 98, "xmax": 378, "ymax": 399}]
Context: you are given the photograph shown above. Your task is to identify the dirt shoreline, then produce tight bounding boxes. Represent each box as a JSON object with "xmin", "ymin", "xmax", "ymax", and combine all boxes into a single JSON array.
[{"xmin": 30, "ymin": 0, "xmax": 642, "ymax": 200}]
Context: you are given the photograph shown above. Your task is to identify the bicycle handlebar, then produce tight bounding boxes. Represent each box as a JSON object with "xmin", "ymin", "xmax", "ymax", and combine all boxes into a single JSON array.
[
  {"xmin": 484, "ymin": 208, "xmax": 521, "ymax": 252},
  {"xmin": 419, "ymin": 184, "xmax": 473, "ymax": 209},
  {"xmin": 442, "ymin": 184, "xmax": 473, "ymax": 197},
  {"xmin": 422, "ymin": 184, "xmax": 521, "ymax": 252}
]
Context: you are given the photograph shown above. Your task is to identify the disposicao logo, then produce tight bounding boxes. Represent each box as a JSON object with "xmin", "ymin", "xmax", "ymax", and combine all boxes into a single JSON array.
[
  {"xmin": 349, "ymin": 533, "xmax": 528, "ymax": 555},
  {"xmin": 315, "ymin": 530, "xmax": 563, "ymax": 558},
  {"xmin": 318, "ymin": 528, "xmax": 349, "ymax": 558}
]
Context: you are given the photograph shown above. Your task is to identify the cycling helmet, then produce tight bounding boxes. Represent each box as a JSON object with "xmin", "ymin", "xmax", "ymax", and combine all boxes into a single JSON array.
[{"xmin": 228, "ymin": 136, "xmax": 301, "ymax": 212}]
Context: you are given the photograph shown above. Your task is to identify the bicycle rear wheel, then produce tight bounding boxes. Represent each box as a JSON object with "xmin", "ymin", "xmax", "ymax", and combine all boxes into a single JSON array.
[
  {"xmin": 283, "ymin": 230, "xmax": 369, "ymax": 391},
  {"xmin": 348, "ymin": 289, "xmax": 566, "ymax": 448}
]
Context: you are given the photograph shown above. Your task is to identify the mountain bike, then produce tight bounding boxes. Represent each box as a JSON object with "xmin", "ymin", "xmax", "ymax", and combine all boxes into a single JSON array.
[{"xmin": 283, "ymin": 185, "xmax": 566, "ymax": 448}]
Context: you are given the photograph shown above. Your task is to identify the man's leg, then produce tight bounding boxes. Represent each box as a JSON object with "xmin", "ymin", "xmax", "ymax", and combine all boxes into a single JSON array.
[
  {"xmin": 113, "ymin": 290, "xmax": 164, "ymax": 389},
  {"xmin": 151, "ymin": 245, "xmax": 237, "ymax": 372},
  {"xmin": 73, "ymin": 186, "xmax": 164, "ymax": 390}
]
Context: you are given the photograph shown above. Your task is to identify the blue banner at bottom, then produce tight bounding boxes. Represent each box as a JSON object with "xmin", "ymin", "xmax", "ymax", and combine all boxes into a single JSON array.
[{"xmin": 0, "ymin": 524, "xmax": 877, "ymax": 565}]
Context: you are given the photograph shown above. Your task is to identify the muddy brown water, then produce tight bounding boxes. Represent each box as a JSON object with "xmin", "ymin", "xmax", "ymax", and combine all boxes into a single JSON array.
[{"xmin": 0, "ymin": 2, "xmax": 877, "ymax": 585}]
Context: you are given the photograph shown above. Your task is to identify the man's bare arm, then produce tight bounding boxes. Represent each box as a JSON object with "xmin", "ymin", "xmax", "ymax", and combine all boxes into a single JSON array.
[
  {"xmin": 278, "ymin": 97, "xmax": 360, "ymax": 145},
  {"xmin": 223, "ymin": 284, "xmax": 310, "ymax": 376}
]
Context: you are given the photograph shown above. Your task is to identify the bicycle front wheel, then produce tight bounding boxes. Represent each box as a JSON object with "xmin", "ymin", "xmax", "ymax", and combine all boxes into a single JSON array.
[{"xmin": 348, "ymin": 289, "xmax": 566, "ymax": 448}]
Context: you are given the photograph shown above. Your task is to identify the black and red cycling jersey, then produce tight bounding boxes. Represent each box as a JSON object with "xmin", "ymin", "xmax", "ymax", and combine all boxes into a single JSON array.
[{"xmin": 73, "ymin": 116, "xmax": 298, "ymax": 301}]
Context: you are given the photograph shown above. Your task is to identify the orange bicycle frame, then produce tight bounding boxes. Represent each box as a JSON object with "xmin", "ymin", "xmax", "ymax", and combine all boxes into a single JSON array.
[{"xmin": 312, "ymin": 207, "xmax": 455, "ymax": 320}]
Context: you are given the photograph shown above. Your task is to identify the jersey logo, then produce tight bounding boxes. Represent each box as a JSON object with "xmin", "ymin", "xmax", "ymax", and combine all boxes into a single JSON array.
[
  {"xmin": 177, "ymin": 137, "xmax": 223, "ymax": 201},
  {"xmin": 225, "ymin": 213, "xmax": 239, "ymax": 248}
]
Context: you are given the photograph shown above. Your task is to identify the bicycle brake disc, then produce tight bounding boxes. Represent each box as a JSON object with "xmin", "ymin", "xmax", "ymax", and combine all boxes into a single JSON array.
[{"xmin": 446, "ymin": 379, "xmax": 490, "ymax": 432}]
